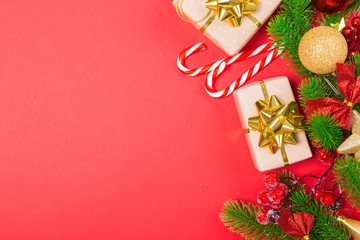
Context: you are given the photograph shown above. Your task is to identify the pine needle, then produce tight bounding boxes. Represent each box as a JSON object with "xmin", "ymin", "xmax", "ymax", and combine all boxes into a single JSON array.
[
  {"xmin": 267, "ymin": 0, "xmax": 314, "ymax": 77},
  {"xmin": 306, "ymin": 113, "xmax": 345, "ymax": 151},
  {"xmin": 298, "ymin": 76, "xmax": 333, "ymax": 108},
  {"xmin": 219, "ymin": 200, "xmax": 293, "ymax": 240},
  {"xmin": 334, "ymin": 156, "xmax": 360, "ymax": 212},
  {"xmin": 280, "ymin": 170, "xmax": 351, "ymax": 240}
]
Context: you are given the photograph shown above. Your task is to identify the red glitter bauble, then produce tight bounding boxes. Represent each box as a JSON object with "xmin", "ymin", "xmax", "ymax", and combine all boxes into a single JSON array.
[
  {"xmin": 351, "ymin": 16, "xmax": 360, "ymax": 29},
  {"xmin": 342, "ymin": 26, "xmax": 354, "ymax": 39},
  {"xmin": 313, "ymin": 0, "xmax": 350, "ymax": 14}
]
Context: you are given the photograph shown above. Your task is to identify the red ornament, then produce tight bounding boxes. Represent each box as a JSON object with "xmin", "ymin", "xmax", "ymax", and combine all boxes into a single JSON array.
[
  {"xmin": 321, "ymin": 191, "xmax": 335, "ymax": 206},
  {"xmin": 314, "ymin": 189, "xmax": 323, "ymax": 200},
  {"xmin": 278, "ymin": 209, "xmax": 314, "ymax": 239},
  {"xmin": 316, "ymin": 148, "xmax": 332, "ymax": 160},
  {"xmin": 257, "ymin": 190, "xmax": 270, "ymax": 205},
  {"xmin": 264, "ymin": 172, "xmax": 279, "ymax": 190},
  {"xmin": 342, "ymin": 26, "xmax": 354, "ymax": 39},
  {"xmin": 351, "ymin": 16, "xmax": 360, "ymax": 29},
  {"xmin": 313, "ymin": 0, "xmax": 350, "ymax": 14},
  {"xmin": 305, "ymin": 63, "xmax": 360, "ymax": 130}
]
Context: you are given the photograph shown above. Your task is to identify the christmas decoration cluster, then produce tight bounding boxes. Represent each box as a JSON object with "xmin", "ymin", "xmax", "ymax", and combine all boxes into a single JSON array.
[{"xmin": 174, "ymin": 0, "xmax": 360, "ymax": 239}]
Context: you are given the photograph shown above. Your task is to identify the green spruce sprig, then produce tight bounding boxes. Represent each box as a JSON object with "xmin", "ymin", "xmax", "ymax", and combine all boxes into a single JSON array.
[
  {"xmin": 306, "ymin": 113, "xmax": 345, "ymax": 151},
  {"xmin": 267, "ymin": 0, "xmax": 314, "ymax": 77},
  {"xmin": 219, "ymin": 200, "xmax": 293, "ymax": 240},
  {"xmin": 298, "ymin": 76, "xmax": 333, "ymax": 108},
  {"xmin": 279, "ymin": 170, "xmax": 351, "ymax": 240},
  {"xmin": 287, "ymin": 187, "xmax": 350, "ymax": 240},
  {"xmin": 334, "ymin": 156, "xmax": 360, "ymax": 212}
]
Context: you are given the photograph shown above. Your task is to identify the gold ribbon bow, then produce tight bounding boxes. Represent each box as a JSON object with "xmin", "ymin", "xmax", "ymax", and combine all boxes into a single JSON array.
[
  {"xmin": 337, "ymin": 110, "xmax": 360, "ymax": 160},
  {"xmin": 201, "ymin": 0, "xmax": 260, "ymax": 32},
  {"xmin": 176, "ymin": 0, "xmax": 261, "ymax": 33},
  {"xmin": 246, "ymin": 81, "xmax": 306, "ymax": 165}
]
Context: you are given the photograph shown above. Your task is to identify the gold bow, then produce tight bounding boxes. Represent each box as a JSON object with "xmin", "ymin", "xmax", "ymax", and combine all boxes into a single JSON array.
[
  {"xmin": 337, "ymin": 110, "xmax": 360, "ymax": 160},
  {"xmin": 246, "ymin": 81, "xmax": 306, "ymax": 165},
  {"xmin": 201, "ymin": 0, "xmax": 261, "ymax": 33}
]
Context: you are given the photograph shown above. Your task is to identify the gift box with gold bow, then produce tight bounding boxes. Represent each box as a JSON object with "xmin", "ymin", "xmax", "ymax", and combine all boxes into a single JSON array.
[
  {"xmin": 233, "ymin": 77, "xmax": 312, "ymax": 171},
  {"xmin": 173, "ymin": 0, "xmax": 282, "ymax": 56}
]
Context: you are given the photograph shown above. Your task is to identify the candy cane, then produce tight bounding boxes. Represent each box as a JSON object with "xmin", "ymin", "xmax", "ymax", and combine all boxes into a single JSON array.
[
  {"xmin": 205, "ymin": 48, "xmax": 282, "ymax": 98},
  {"xmin": 177, "ymin": 42, "xmax": 275, "ymax": 77}
]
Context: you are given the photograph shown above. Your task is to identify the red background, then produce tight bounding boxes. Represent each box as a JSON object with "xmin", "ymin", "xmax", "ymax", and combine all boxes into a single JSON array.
[{"xmin": 0, "ymin": 1, "xmax": 357, "ymax": 239}]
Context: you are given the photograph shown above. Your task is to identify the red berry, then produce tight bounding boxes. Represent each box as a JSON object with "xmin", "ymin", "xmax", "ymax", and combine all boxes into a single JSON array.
[
  {"xmin": 351, "ymin": 16, "xmax": 360, "ymax": 29},
  {"xmin": 321, "ymin": 191, "xmax": 335, "ymax": 206},
  {"xmin": 264, "ymin": 172, "xmax": 279, "ymax": 189},
  {"xmin": 274, "ymin": 183, "xmax": 288, "ymax": 196},
  {"xmin": 314, "ymin": 189, "xmax": 322, "ymax": 200},
  {"xmin": 257, "ymin": 190, "xmax": 270, "ymax": 205},
  {"xmin": 342, "ymin": 26, "xmax": 354, "ymax": 39},
  {"xmin": 270, "ymin": 201, "xmax": 283, "ymax": 209},
  {"xmin": 269, "ymin": 189, "xmax": 284, "ymax": 204},
  {"xmin": 256, "ymin": 210, "xmax": 269, "ymax": 225},
  {"xmin": 267, "ymin": 209, "xmax": 281, "ymax": 224},
  {"xmin": 316, "ymin": 148, "xmax": 332, "ymax": 161}
]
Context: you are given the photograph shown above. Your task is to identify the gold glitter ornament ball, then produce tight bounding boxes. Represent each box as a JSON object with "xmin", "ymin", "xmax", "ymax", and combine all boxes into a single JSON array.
[{"xmin": 298, "ymin": 26, "xmax": 348, "ymax": 74}]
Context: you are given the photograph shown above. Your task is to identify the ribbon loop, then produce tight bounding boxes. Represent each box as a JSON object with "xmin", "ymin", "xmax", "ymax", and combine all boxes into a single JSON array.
[
  {"xmin": 305, "ymin": 63, "xmax": 360, "ymax": 130},
  {"xmin": 201, "ymin": 0, "xmax": 260, "ymax": 32}
]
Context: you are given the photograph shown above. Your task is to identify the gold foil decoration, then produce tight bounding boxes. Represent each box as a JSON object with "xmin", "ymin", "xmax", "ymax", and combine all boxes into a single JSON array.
[
  {"xmin": 337, "ymin": 110, "xmax": 360, "ymax": 160},
  {"xmin": 200, "ymin": 0, "xmax": 261, "ymax": 33},
  {"xmin": 246, "ymin": 81, "xmax": 306, "ymax": 166},
  {"xmin": 337, "ymin": 215, "xmax": 360, "ymax": 240}
]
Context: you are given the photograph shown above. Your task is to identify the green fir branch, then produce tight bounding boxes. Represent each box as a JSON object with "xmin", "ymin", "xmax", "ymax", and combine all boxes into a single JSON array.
[
  {"xmin": 306, "ymin": 113, "xmax": 345, "ymax": 151},
  {"xmin": 334, "ymin": 156, "xmax": 360, "ymax": 212},
  {"xmin": 267, "ymin": 0, "xmax": 314, "ymax": 77},
  {"xmin": 288, "ymin": 188, "xmax": 350, "ymax": 240},
  {"xmin": 318, "ymin": 13, "xmax": 346, "ymax": 27},
  {"xmin": 298, "ymin": 76, "xmax": 332, "ymax": 108},
  {"xmin": 219, "ymin": 200, "xmax": 293, "ymax": 240},
  {"xmin": 279, "ymin": 170, "xmax": 350, "ymax": 240}
]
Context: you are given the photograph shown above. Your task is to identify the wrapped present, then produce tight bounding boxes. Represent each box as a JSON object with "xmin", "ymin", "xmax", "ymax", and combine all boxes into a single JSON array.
[
  {"xmin": 173, "ymin": 0, "xmax": 282, "ymax": 56},
  {"xmin": 233, "ymin": 77, "xmax": 312, "ymax": 171}
]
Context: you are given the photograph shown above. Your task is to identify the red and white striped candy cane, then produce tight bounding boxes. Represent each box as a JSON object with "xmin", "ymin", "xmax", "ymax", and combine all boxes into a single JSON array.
[
  {"xmin": 205, "ymin": 48, "xmax": 282, "ymax": 98},
  {"xmin": 177, "ymin": 42, "xmax": 275, "ymax": 77}
]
